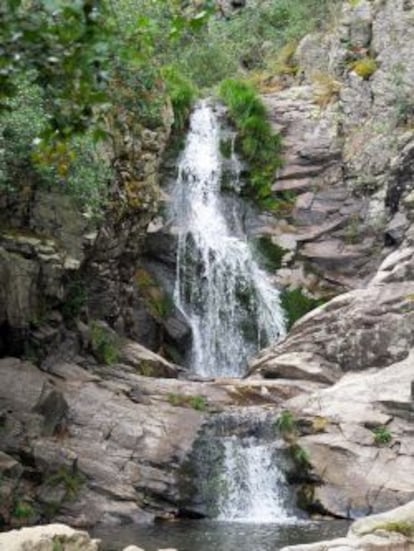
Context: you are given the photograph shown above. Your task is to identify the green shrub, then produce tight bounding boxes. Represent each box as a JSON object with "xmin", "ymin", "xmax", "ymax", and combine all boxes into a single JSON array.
[
  {"xmin": 90, "ymin": 323, "xmax": 120, "ymax": 365},
  {"xmin": 219, "ymin": 79, "xmax": 282, "ymax": 207},
  {"xmin": 372, "ymin": 426, "xmax": 392, "ymax": 446},
  {"xmin": 281, "ymin": 288, "xmax": 325, "ymax": 330}
]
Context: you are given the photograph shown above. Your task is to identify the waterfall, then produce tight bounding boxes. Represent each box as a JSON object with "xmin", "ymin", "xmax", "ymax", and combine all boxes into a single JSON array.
[
  {"xmin": 171, "ymin": 100, "xmax": 286, "ymax": 378},
  {"xmin": 217, "ymin": 436, "xmax": 293, "ymax": 523},
  {"xmin": 183, "ymin": 410, "xmax": 295, "ymax": 523}
]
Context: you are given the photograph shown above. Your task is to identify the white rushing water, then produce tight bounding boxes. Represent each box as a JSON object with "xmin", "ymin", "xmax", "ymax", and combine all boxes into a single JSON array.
[
  {"xmin": 217, "ymin": 436, "xmax": 292, "ymax": 523},
  {"xmin": 171, "ymin": 101, "xmax": 286, "ymax": 377}
]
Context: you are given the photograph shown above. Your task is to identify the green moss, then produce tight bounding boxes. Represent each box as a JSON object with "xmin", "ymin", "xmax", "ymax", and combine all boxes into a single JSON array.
[
  {"xmin": 219, "ymin": 79, "xmax": 283, "ymax": 208},
  {"xmin": 254, "ymin": 236, "xmax": 287, "ymax": 271},
  {"xmin": 352, "ymin": 57, "xmax": 378, "ymax": 80},
  {"xmin": 281, "ymin": 288, "xmax": 325, "ymax": 330},
  {"xmin": 374, "ymin": 521, "xmax": 414, "ymax": 537}
]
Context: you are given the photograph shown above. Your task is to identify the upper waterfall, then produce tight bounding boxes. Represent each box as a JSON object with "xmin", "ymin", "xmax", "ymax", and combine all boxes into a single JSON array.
[{"xmin": 171, "ymin": 100, "xmax": 285, "ymax": 378}]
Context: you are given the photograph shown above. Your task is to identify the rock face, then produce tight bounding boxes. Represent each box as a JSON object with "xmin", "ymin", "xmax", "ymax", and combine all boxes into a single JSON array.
[
  {"xmin": 281, "ymin": 500, "xmax": 414, "ymax": 551},
  {"xmin": 0, "ymin": 349, "xmax": 309, "ymax": 527},
  {"xmin": 257, "ymin": 0, "xmax": 414, "ymax": 297},
  {"xmin": 251, "ymin": 247, "xmax": 414, "ymax": 518},
  {"xmin": 0, "ymin": 94, "xmax": 173, "ymax": 358}
]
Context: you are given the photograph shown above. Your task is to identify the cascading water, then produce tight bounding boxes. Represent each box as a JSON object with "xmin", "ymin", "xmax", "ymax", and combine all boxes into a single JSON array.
[
  {"xmin": 171, "ymin": 100, "xmax": 286, "ymax": 378},
  {"xmin": 217, "ymin": 436, "xmax": 293, "ymax": 523},
  {"xmin": 183, "ymin": 410, "xmax": 296, "ymax": 523}
]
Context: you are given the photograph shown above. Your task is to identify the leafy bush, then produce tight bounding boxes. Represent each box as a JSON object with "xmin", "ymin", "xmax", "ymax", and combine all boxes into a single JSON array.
[{"xmin": 219, "ymin": 79, "xmax": 282, "ymax": 207}]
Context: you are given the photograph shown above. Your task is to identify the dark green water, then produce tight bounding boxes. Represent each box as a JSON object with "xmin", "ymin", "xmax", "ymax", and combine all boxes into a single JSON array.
[{"xmin": 95, "ymin": 519, "xmax": 349, "ymax": 551}]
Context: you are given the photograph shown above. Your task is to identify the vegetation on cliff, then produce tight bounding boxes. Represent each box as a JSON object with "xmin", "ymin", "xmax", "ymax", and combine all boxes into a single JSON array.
[{"xmin": 1, "ymin": 0, "xmax": 338, "ymax": 211}]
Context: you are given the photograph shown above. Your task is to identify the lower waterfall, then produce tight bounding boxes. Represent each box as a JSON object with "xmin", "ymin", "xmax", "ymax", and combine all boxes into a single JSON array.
[
  {"xmin": 182, "ymin": 410, "xmax": 295, "ymax": 523},
  {"xmin": 170, "ymin": 100, "xmax": 286, "ymax": 378},
  {"xmin": 217, "ymin": 436, "xmax": 293, "ymax": 523}
]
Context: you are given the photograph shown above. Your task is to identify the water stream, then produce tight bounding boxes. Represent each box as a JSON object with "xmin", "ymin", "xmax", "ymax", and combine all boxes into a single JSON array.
[{"xmin": 171, "ymin": 100, "xmax": 285, "ymax": 378}]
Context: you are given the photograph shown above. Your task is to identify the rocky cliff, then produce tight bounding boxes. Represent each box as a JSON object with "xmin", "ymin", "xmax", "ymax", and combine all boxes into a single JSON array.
[{"xmin": 249, "ymin": 0, "xmax": 414, "ymax": 520}]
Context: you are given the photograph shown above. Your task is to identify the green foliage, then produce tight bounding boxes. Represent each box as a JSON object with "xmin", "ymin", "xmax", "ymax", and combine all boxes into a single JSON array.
[
  {"xmin": 219, "ymin": 79, "xmax": 282, "ymax": 207},
  {"xmin": 168, "ymin": 393, "xmax": 207, "ymax": 411},
  {"xmin": 12, "ymin": 500, "xmax": 34, "ymax": 520},
  {"xmin": 163, "ymin": 66, "xmax": 198, "ymax": 132},
  {"xmin": 188, "ymin": 395, "xmax": 207, "ymax": 411},
  {"xmin": 170, "ymin": 0, "xmax": 339, "ymax": 88},
  {"xmin": 47, "ymin": 466, "xmax": 85, "ymax": 500},
  {"xmin": 90, "ymin": 323, "xmax": 120, "ymax": 365},
  {"xmin": 53, "ymin": 542, "xmax": 64, "ymax": 551},
  {"xmin": 290, "ymin": 443, "xmax": 311, "ymax": 468},
  {"xmin": 352, "ymin": 57, "xmax": 378, "ymax": 79},
  {"xmin": 281, "ymin": 288, "xmax": 325, "ymax": 330},
  {"xmin": 275, "ymin": 410, "xmax": 297, "ymax": 435},
  {"xmin": 372, "ymin": 426, "xmax": 392, "ymax": 446},
  {"xmin": 254, "ymin": 236, "xmax": 287, "ymax": 271}
]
